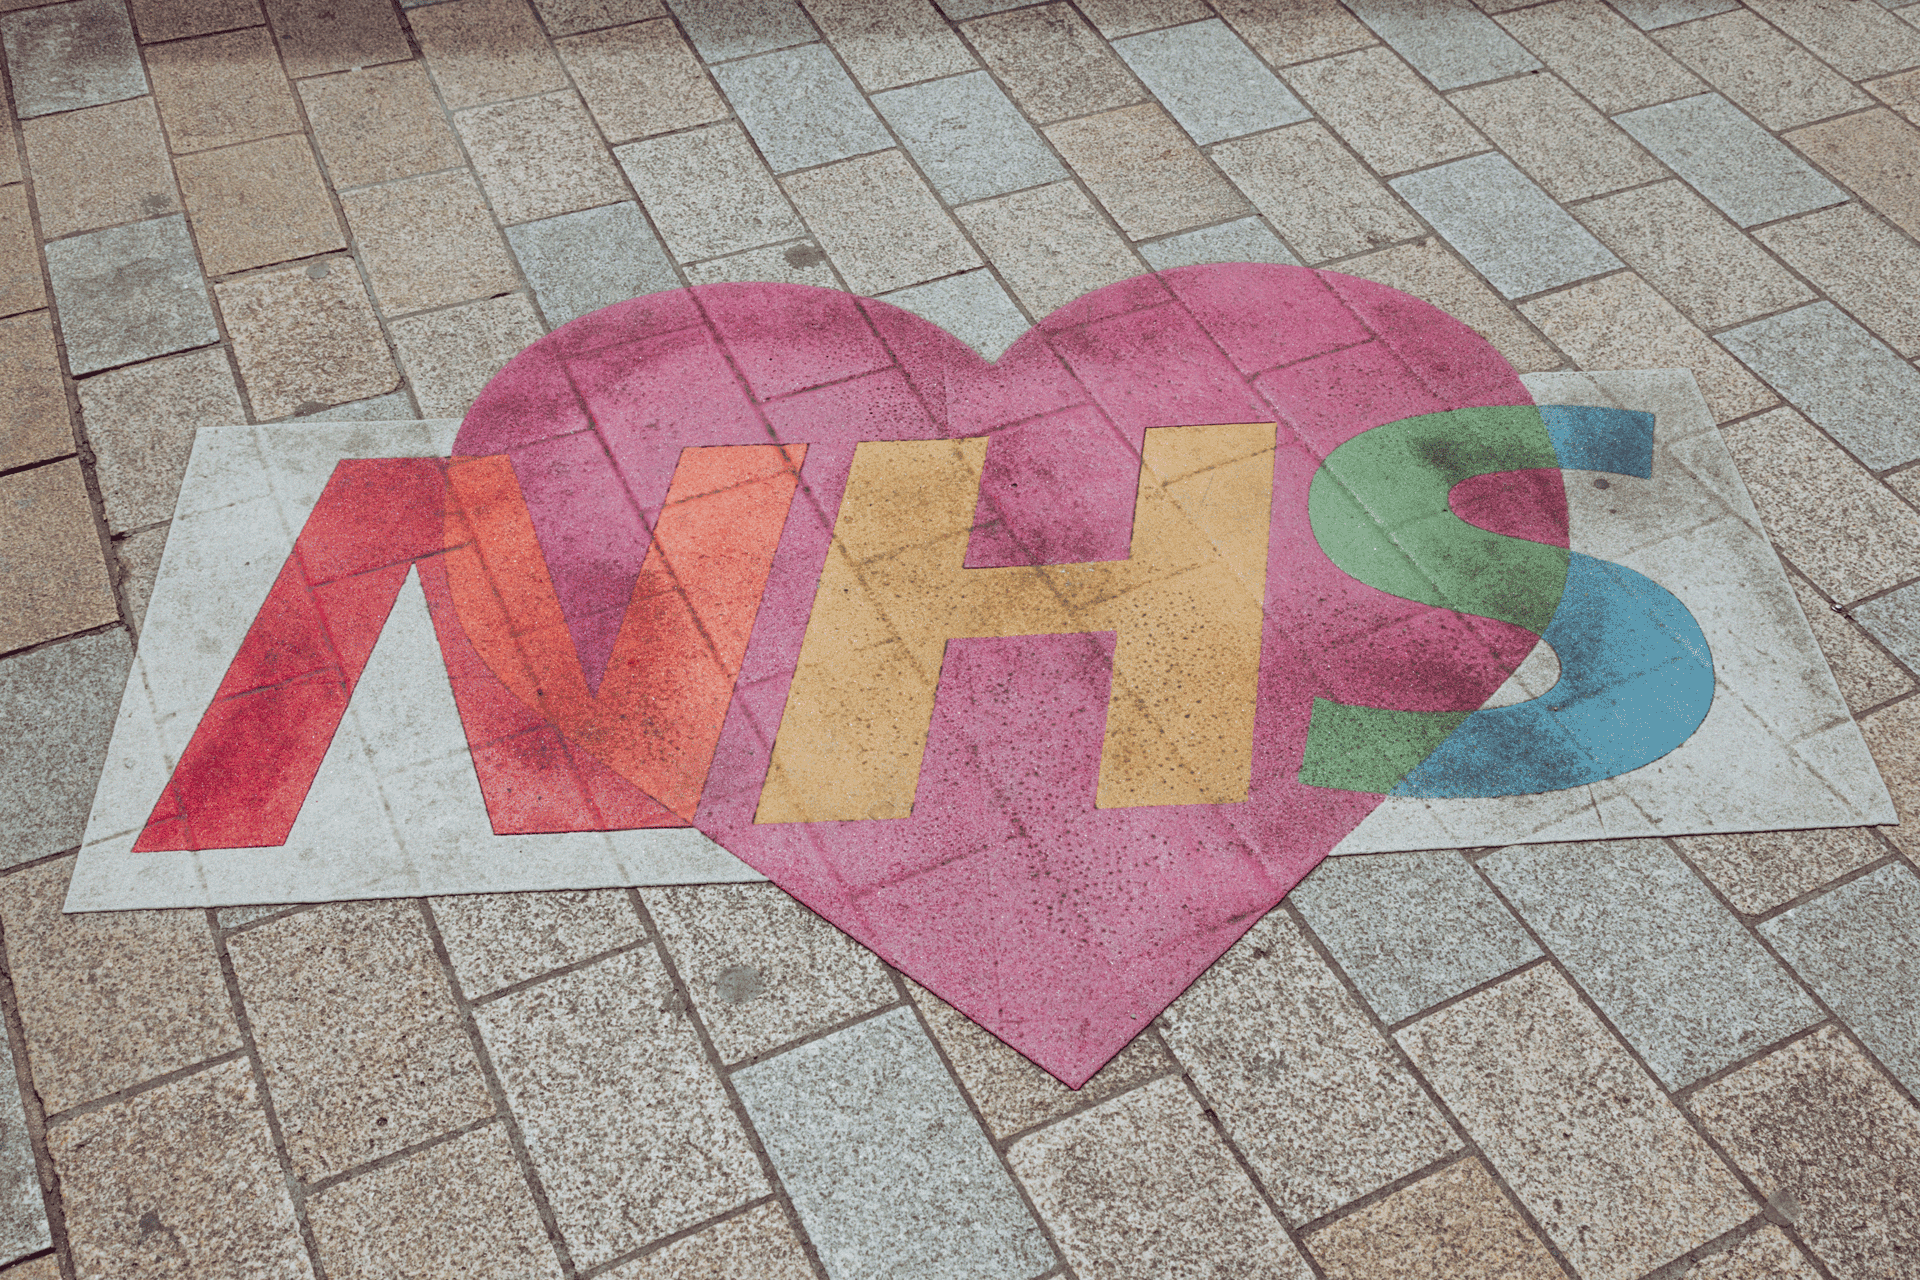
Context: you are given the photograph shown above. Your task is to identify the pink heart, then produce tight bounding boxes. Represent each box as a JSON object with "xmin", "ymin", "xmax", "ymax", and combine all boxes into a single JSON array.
[{"xmin": 457, "ymin": 264, "xmax": 1537, "ymax": 1085}]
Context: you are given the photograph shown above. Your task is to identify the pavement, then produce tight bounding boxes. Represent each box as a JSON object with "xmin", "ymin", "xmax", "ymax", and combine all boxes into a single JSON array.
[{"xmin": 2, "ymin": 0, "xmax": 1920, "ymax": 1277}]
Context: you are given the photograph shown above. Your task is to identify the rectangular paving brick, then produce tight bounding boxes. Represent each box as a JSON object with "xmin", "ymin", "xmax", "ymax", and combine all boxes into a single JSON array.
[
  {"xmin": 389, "ymin": 292, "xmax": 545, "ymax": 416},
  {"xmin": 0, "ymin": 461, "xmax": 121, "ymax": 652},
  {"xmin": 1284, "ymin": 45, "xmax": 1484, "ymax": 178},
  {"xmin": 1718, "ymin": 302, "xmax": 1920, "ymax": 471},
  {"xmin": 1211, "ymin": 0, "xmax": 1375, "ymax": 66},
  {"xmin": 409, "ymin": 0, "xmax": 569, "ymax": 108},
  {"xmin": 711, "ymin": 44, "xmax": 892, "ymax": 174},
  {"xmin": 1654, "ymin": 9, "xmax": 1872, "ymax": 131},
  {"xmin": 174, "ymin": 133, "xmax": 346, "ymax": 275},
  {"xmin": 505, "ymin": 201, "xmax": 678, "ymax": 326},
  {"xmin": 454, "ymin": 91, "xmax": 628, "ymax": 225},
  {"xmin": 803, "ymin": 0, "xmax": 975, "ymax": 91},
  {"xmin": 341, "ymin": 170, "xmax": 522, "ymax": 315},
  {"xmin": 782, "ymin": 150, "xmax": 979, "ymax": 295},
  {"xmin": 1616, "ymin": 94, "xmax": 1844, "ymax": 229},
  {"xmin": 733, "ymin": 1007, "xmax": 1055, "ymax": 1280},
  {"xmin": 960, "ymin": 2, "xmax": 1145, "ymax": 125},
  {"xmin": 0, "ymin": 1018, "xmax": 50, "ymax": 1263},
  {"xmin": 1110, "ymin": 18, "xmax": 1309, "ymax": 146},
  {"xmin": 1787, "ymin": 109, "xmax": 1920, "ymax": 241},
  {"xmin": 299, "ymin": 63, "xmax": 466, "ymax": 189},
  {"xmin": 1343, "ymin": 0, "xmax": 1538, "ymax": 91},
  {"xmin": 1212, "ymin": 122, "xmax": 1423, "ymax": 264},
  {"xmin": 0, "ymin": 312, "xmax": 74, "ymax": 471},
  {"xmin": 263, "ymin": 0, "xmax": 407, "ymax": 77},
  {"xmin": 1139, "ymin": 215, "xmax": 1297, "ymax": 271},
  {"xmin": 1785, "ymin": 574, "xmax": 1918, "ymax": 717},
  {"xmin": 530, "ymin": 0, "xmax": 664, "ymax": 36},
  {"xmin": 1758, "ymin": 204, "xmax": 1920, "ymax": 358},
  {"xmin": 683, "ymin": 238, "xmax": 836, "ymax": 288},
  {"xmin": 876, "ymin": 268, "xmax": 1029, "ymax": 359},
  {"xmin": 953, "ymin": 180, "xmax": 1141, "ymax": 319},
  {"xmin": 609, "ymin": 1202, "xmax": 814, "ymax": 1280},
  {"xmin": 77, "ymin": 345, "xmax": 244, "ymax": 532},
  {"xmin": 21, "ymin": 97, "xmax": 179, "ymax": 239},
  {"xmin": 126, "ymin": 0, "xmax": 264, "ymax": 41},
  {"xmin": 1337, "ymin": 237, "xmax": 1560, "ymax": 371},
  {"xmin": 0, "ymin": 0, "xmax": 146, "ymax": 117},
  {"xmin": 1074, "ymin": 0, "xmax": 1209, "ymax": 39},
  {"xmin": 431, "ymin": 889, "xmax": 642, "ymax": 998},
  {"xmin": 1303, "ymin": 1158, "xmax": 1562, "ymax": 1280},
  {"xmin": 557, "ymin": 18, "xmax": 727, "ymax": 143},
  {"xmin": 873, "ymin": 70, "xmax": 1064, "ymax": 205},
  {"xmin": 666, "ymin": 0, "xmax": 817, "ymax": 62},
  {"xmin": 44, "ymin": 217, "xmax": 216, "ymax": 374},
  {"xmin": 144, "ymin": 26, "xmax": 299, "ymax": 153},
  {"xmin": 1043, "ymin": 102, "xmax": 1248, "ymax": 240},
  {"xmin": 0, "ymin": 186, "xmax": 43, "ymax": 319},
  {"xmin": 1861, "ymin": 698, "xmax": 1920, "ymax": 861},
  {"xmin": 1450, "ymin": 71, "xmax": 1663, "ymax": 202},
  {"xmin": 1609, "ymin": 0, "xmax": 1738, "ymax": 29},
  {"xmin": 1744, "ymin": 0, "xmax": 1920, "ymax": 80},
  {"xmin": 1855, "ymin": 582, "xmax": 1920, "ymax": 673},
  {"xmin": 1496, "ymin": 1, "xmax": 1704, "ymax": 115},
  {"xmin": 1391, "ymin": 153, "xmax": 1622, "ymax": 299},
  {"xmin": 214, "ymin": 256, "xmax": 399, "ymax": 420},
  {"xmin": 0, "ymin": 630, "xmax": 130, "ymax": 867}
]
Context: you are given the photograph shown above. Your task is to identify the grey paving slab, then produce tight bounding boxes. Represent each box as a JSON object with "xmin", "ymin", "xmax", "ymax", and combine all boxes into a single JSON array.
[
  {"xmin": 731, "ymin": 1007, "xmax": 1055, "ymax": 1280},
  {"xmin": 0, "ymin": 1025, "xmax": 50, "ymax": 1264},
  {"xmin": 44, "ymin": 216, "xmax": 220, "ymax": 375},
  {"xmin": 664, "ymin": 0, "xmax": 817, "ymax": 62},
  {"xmin": 871, "ymin": 71, "xmax": 1064, "ymax": 205},
  {"xmin": 876, "ymin": 268, "xmax": 1031, "ymax": 361},
  {"xmin": 1480, "ymin": 840, "xmax": 1822, "ymax": 1089},
  {"xmin": 0, "ymin": 629, "xmax": 132, "ymax": 869},
  {"xmin": 1854, "ymin": 582, "xmax": 1920, "ymax": 672},
  {"xmin": 1718, "ymin": 303, "xmax": 1920, "ymax": 472},
  {"xmin": 1139, "ymin": 216, "xmax": 1298, "ymax": 271},
  {"xmin": 506, "ymin": 202, "xmax": 679, "ymax": 327},
  {"xmin": 1109, "ymin": 19, "xmax": 1309, "ymax": 146},
  {"xmin": 1614, "ymin": 94, "xmax": 1844, "ymax": 229},
  {"xmin": 285, "ymin": 390, "xmax": 418, "ymax": 422},
  {"xmin": 1609, "ymin": 0, "xmax": 1739, "ymax": 28},
  {"xmin": 711, "ymin": 44, "xmax": 893, "ymax": 174},
  {"xmin": 1290, "ymin": 851, "xmax": 1541, "ymax": 1026},
  {"xmin": 1341, "ymin": 0, "xmax": 1539, "ymax": 91},
  {"xmin": 1390, "ymin": 153, "xmax": 1622, "ymax": 299},
  {"xmin": 934, "ymin": 0, "xmax": 1032, "ymax": 18},
  {"xmin": 0, "ymin": 0, "xmax": 146, "ymax": 118},
  {"xmin": 1762, "ymin": 863, "xmax": 1920, "ymax": 1096}
]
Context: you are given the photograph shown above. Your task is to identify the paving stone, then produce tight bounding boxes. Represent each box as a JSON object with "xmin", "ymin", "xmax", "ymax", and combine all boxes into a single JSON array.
[
  {"xmin": 1391, "ymin": 153, "xmax": 1621, "ymax": 299},
  {"xmin": 1678, "ymin": 823, "xmax": 1895, "ymax": 920},
  {"xmin": 0, "ymin": 461, "xmax": 120, "ymax": 654},
  {"xmin": 299, "ymin": 63, "xmax": 466, "ymax": 189},
  {"xmin": 876, "ymin": 268, "xmax": 1028, "ymax": 359},
  {"xmin": 0, "ymin": 1256, "xmax": 58, "ymax": 1280},
  {"xmin": 228, "ymin": 900, "xmax": 494, "ymax": 1180},
  {"xmin": 1210, "ymin": 0, "xmax": 1375, "ymax": 66},
  {"xmin": 603, "ymin": 1201, "xmax": 815, "ymax": 1280},
  {"xmin": 1679, "ymin": 1226, "xmax": 1823, "ymax": 1280},
  {"xmin": 126, "ymin": 0, "xmax": 263, "ymax": 41},
  {"xmin": 1608, "ymin": 0, "xmax": 1738, "ymax": 29},
  {"xmin": 174, "ymin": 133, "xmax": 346, "ymax": 276},
  {"xmin": 1784, "ymin": 573, "xmax": 1917, "ymax": 717},
  {"xmin": 1140, "ymin": 216, "xmax": 1297, "ymax": 271},
  {"xmin": 933, "ymin": 0, "xmax": 1051, "ymax": 16},
  {"xmin": 1074, "ymin": 0, "xmax": 1209, "ymax": 38},
  {"xmin": 0, "ymin": 312, "xmax": 74, "ymax": 471},
  {"xmin": 1008, "ymin": 1076, "xmax": 1308, "ymax": 1280},
  {"xmin": 0, "ymin": 113, "xmax": 17, "ymax": 188},
  {"xmin": 49, "ymin": 1060, "xmax": 312, "ymax": 1280},
  {"xmin": 873, "ymin": 70, "xmax": 1063, "ymax": 205},
  {"xmin": 1212, "ymin": 123, "xmax": 1423, "ymax": 265},
  {"xmin": 1522, "ymin": 272, "xmax": 1773, "ymax": 423},
  {"xmin": 953, "ymin": 180, "xmax": 1141, "ymax": 320},
  {"xmin": 1574, "ymin": 181, "xmax": 1811, "ymax": 331},
  {"xmin": 1399, "ymin": 965, "xmax": 1753, "ymax": 1280},
  {"xmin": 455, "ymin": 91, "xmax": 628, "ymax": 226},
  {"xmin": 1758, "ymin": 204, "xmax": 1920, "ymax": 357},
  {"xmin": 477, "ymin": 948, "xmax": 766, "ymax": 1266},
  {"xmin": 20, "ymin": 97, "xmax": 178, "ymax": 239},
  {"xmin": 733, "ymin": 1007, "xmax": 1053, "ymax": 1280},
  {"xmin": 641, "ymin": 882, "xmax": 897, "ymax": 1063},
  {"xmin": 1743, "ymin": 0, "xmax": 1920, "ymax": 81},
  {"xmin": 712, "ymin": 44, "xmax": 891, "ymax": 174},
  {"xmin": 1616, "ymin": 94, "xmax": 1844, "ymax": 229},
  {"xmin": 533, "ymin": 0, "xmax": 662, "ymax": 35},
  {"xmin": 1284, "ymin": 46, "xmax": 1484, "ymax": 177},
  {"xmin": 1861, "ymin": 697, "xmax": 1920, "ymax": 860},
  {"xmin": 411, "ymin": 0, "xmax": 569, "ymax": 109},
  {"xmin": 1451, "ymin": 72, "xmax": 1664, "ymax": 202},
  {"xmin": 1855, "ymin": 583, "xmax": 1920, "ymax": 675},
  {"xmin": 114, "ymin": 523, "xmax": 167, "ymax": 632},
  {"xmin": 0, "ymin": 186, "xmax": 40, "ymax": 319},
  {"xmin": 0, "ymin": 630, "xmax": 128, "ymax": 867},
  {"xmin": 683, "ymin": 239, "xmax": 837, "ymax": 288},
  {"xmin": 341, "ymin": 171, "xmax": 522, "ymax": 315},
  {"xmin": 803, "ymin": 0, "xmax": 975, "ymax": 91},
  {"xmin": 1655, "ymin": 10, "xmax": 1872, "ymax": 131},
  {"xmin": 1884, "ymin": 467, "xmax": 1920, "ymax": 511},
  {"xmin": 1787, "ymin": 109, "xmax": 1920, "ymax": 241},
  {"xmin": 1290, "ymin": 850, "xmax": 1541, "ymax": 1027},
  {"xmin": 1869, "ymin": 68, "xmax": 1920, "ymax": 128},
  {"xmin": 1110, "ymin": 19, "xmax": 1309, "ymax": 146},
  {"xmin": 1718, "ymin": 302, "xmax": 1920, "ymax": 471},
  {"xmin": 306, "ymin": 1125, "xmax": 561, "ymax": 1280},
  {"xmin": 1302, "ymin": 1158, "xmax": 1562, "ymax": 1280},
  {"xmin": 144, "ymin": 26, "xmax": 298, "ymax": 154},
  {"xmin": 262, "ymin": 0, "xmax": 409, "ymax": 78},
  {"xmin": 665, "ymin": 0, "xmax": 817, "ymax": 62},
  {"xmin": 283, "ymin": 390, "xmax": 416, "ymax": 419},
  {"xmin": 0, "ymin": 0, "xmax": 146, "ymax": 118},
  {"xmin": 1496, "ymin": 0, "xmax": 1704, "ymax": 116},
  {"xmin": 1336, "ymin": 237, "xmax": 1561, "ymax": 373},
  {"xmin": 782, "ymin": 150, "xmax": 978, "ymax": 295},
  {"xmin": 44, "ymin": 216, "xmax": 217, "ymax": 374},
  {"xmin": 78, "ymin": 346, "xmax": 242, "ymax": 533},
  {"xmin": 1721, "ymin": 406, "xmax": 1920, "ymax": 606},
  {"xmin": 1159, "ymin": 909, "xmax": 1459, "ymax": 1224},
  {"xmin": 213, "ymin": 258, "xmax": 397, "ymax": 421},
  {"xmin": 1043, "ymin": 103, "xmax": 1247, "ymax": 240},
  {"xmin": 959, "ymin": 3, "xmax": 1145, "ymax": 125},
  {"xmin": 506, "ymin": 201, "xmax": 678, "ymax": 327},
  {"xmin": 0, "ymin": 1024, "xmax": 48, "ymax": 1263},
  {"xmin": 558, "ymin": 18, "xmax": 727, "ymax": 144},
  {"xmin": 0, "ymin": 855, "xmax": 237, "ymax": 1113},
  {"xmin": 1690, "ymin": 1025, "xmax": 1920, "ymax": 1280},
  {"xmin": 432, "ymin": 889, "xmax": 642, "ymax": 998},
  {"xmin": 617, "ymin": 123, "xmax": 804, "ymax": 260},
  {"xmin": 1342, "ymin": 0, "xmax": 1538, "ymax": 91},
  {"xmin": 389, "ymin": 292, "xmax": 546, "ymax": 417}
]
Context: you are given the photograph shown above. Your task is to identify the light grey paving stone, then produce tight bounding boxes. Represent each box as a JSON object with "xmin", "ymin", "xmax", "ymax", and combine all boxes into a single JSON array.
[
  {"xmin": 711, "ymin": 44, "xmax": 892, "ymax": 174},
  {"xmin": 783, "ymin": 150, "xmax": 979, "ymax": 294},
  {"xmin": 1610, "ymin": 0, "xmax": 1738, "ymax": 28},
  {"xmin": 0, "ymin": 630, "xmax": 132, "ymax": 868},
  {"xmin": 1109, "ymin": 19, "xmax": 1308, "ymax": 146},
  {"xmin": 876, "ymin": 269, "xmax": 1031, "ymax": 361},
  {"xmin": 665, "ymin": 0, "xmax": 817, "ymax": 61},
  {"xmin": 1480, "ymin": 840, "xmax": 1823, "ymax": 1088},
  {"xmin": 0, "ymin": 0, "xmax": 146, "ymax": 118},
  {"xmin": 1762, "ymin": 863, "xmax": 1920, "ymax": 1095},
  {"xmin": 0, "ymin": 1026, "xmax": 50, "ymax": 1263},
  {"xmin": 505, "ymin": 202, "xmax": 679, "ymax": 327},
  {"xmin": 1854, "ymin": 582, "xmax": 1920, "ymax": 671},
  {"xmin": 616, "ymin": 123, "xmax": 805, "ymax": 260},
  {"xmin": 935, "ymin": 0, "xmax": 1031, "ymax": 15},
  {"xmin": 1342, "ymin": 0, "xmax": 1539, "ymax": 91},
  {"xmin": 285, "ymin": 390, "xmax": 418, "ymax": 422},
  {"xmin": 217, "ymin": 905, "xmax": 297, "ymax": 931},
  {"xmin": 432, "ymin": 889, "xmax": 643, "ymax": 998},
  {"xmin": 1290, "ymin": 851, "xmax": 1540, "ymax": 1027},
  {"xmin": 1614, "ymin": 94, "xmax": 1844, "ymax": 229},
  {"xmin": 732, "ymin": 1007, "xmax": 1055, "ymax": 1280},
  {"xmin": 871, "ymin": 71, "xmax": 1063, "ymax": 205},
  {"xmin": 1717, "ymin": 302, "xmax": 1920, "ymax": 472},
  {"xmin": 1390, "ymin": 153, "xmax": 1622, "ymax": 299},
  {"xmin": 43, "ymin": 217, "xmax": 219, "ymax": 375},
  {"xmin": 684, "ymin": 239, "xmax": 839, "ymax": 288},
  {"xmin": 1139, "ymin": 216, "xmax": 1298, "ymax": 271}
]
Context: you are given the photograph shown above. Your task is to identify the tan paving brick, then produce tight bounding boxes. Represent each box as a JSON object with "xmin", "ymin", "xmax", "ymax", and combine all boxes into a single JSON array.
[
  {"xmin": 0, "ymin": 461, "xmax": 119, "ymax": 652},
  {"xmin": 341, "ymin": 170, "xmax": 521, "ymax": 314},
  {"xmin": 1335, "ymin": 237, "xmax": 1561, "ymax": 373},
  {"xmin": 454, "ymin": 90, "xmax": 627, "ymax": 226},
  {"xmin": 0, "ymin": 856, "xmax": 237, "ymax": 1113},
  {"xmin": 1890, "ymin": 466, "xmax": 1920, "ymax": 511},
  {"xmin": 0, "ymin": 1255, "xmax": 58, "ymax": 1279},
  {"xmin": 0, "ymin": 103, "xmax": 18, "ymax": 187},
  {"xmin": 389, "ymin": 291, "xmax": 545, "ymax": 416},
  {"xmin": 1450, "ymin": 72, "xmax": 1664, "ymax": 202},
  {"xmin": 174, "ymin": 133, "xmax": 345, "ymax": 275},
  {"xmin": 684, "ymin": 240, "xmax": 836, "ymax": 288},
  {"xmin": 604, "ymin": 1201, "xmax": 814, "ymax": 1280},
  {"xmin": 431, "ymin": 890, "xmax": 642, "ymax": 998},
  {"xmin": 1285, "ymin": 46, "xmax": 1485, "ymax": 178},
  {"xmin": 213, "ymin": 256, "xmax": 398, "ymax": 419},
  {"xmin": 1678, "ymin": 1226, "xmax": 1822, "ymax": 1280},
  {"xmin": 615, "ymin": 123, "xmax": 803, "ymax": 262},
  {"xmin": 412, "ymin": 0, "xmax": 570, "ymax": 109},
  {"xmin": 1656, "ymin": 10, "xmax": 1871, "ymax": 132},
  {"xmin": 1043, "ymin": 102, "xmax": 1249, "ymax": 240},
  {"xmin": 1677, "ymin": 822, "xmax": 1891, "ymax": 917},
  {"xmin": 1211, "ymin": 0, "xmax": 1373, "ymax": 67},
  {"xmin": 1304, "ymin": 1158, "xmax": 1562, "ymax": 1280},
  {"xmin": 1211, "ymin": 122, "xmax": 1424, "ymax": 264},
  {"xmin": 127, "ymin": 0, "xmax": 263, "ymax": 42},
  {"xmin": 1869, "ymin": 68, "xmax": 1920, "ymax": 128},
  {"xmin": 1075, "ymin": 0, "xmax": 1210, "ymax": 40},
  {"xmin": 114, "ymin": 522, "xmax": 166, "ymax": 633},
  {"xmin": 144, "ymin": 26, "xmax": 299, "ymax": 154},
  {"xmin": 262, "ymin": 0, "xmax": 409, "ymax": 79},
  {"xmin": 1496, "ymin": 1, "xmax": 1704, "ymax": 117},
  {"xmin": 532, "ymin": 0, "xmax": 663, "ymax": 36},
  {"xmin": 0, "ymin": 312, "xmax": 74, "ymax": 470},
  {"xmin": 301, "ymin": 64, "xmax": 466, "ymax": 190},
  {"xmin": 1743, "ymin": 0, "xmax": 1920, "ymax": 82},
  {"xmin": 1860, "ymin": 696, "xmax": 1920, "ymax": 860},
  {"xmin": 1785, "ymin": 573, "xmax": 1918, "ymax": 717},
  {"xmin": 77, "ymin": 346, "xmax": 243, "ymax": 533},
  {"xmin": 1786, "ymin": 109, "xmax": 1920, "ymax": 241},
  {"xmin": 0, "ymin": 184, "xmax": 47, "ymax": 319},
  {"xmin": 961, "ymin": 3, "xmax": 1146, "ymax": 125},
  {"xmin": 557, "ymin": 18, "xmax": 726, "ymax": 144},
  {"xmin": 21, "ymin": 97, "xmax": 179, "ymax": 238},
  {"xmin": 954, "ymin": 179, "xmax": 1141, "ymax": 319},
  {"xmin": 804, "ymin": 0, "xmax": 976, "ymax": 91}
]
